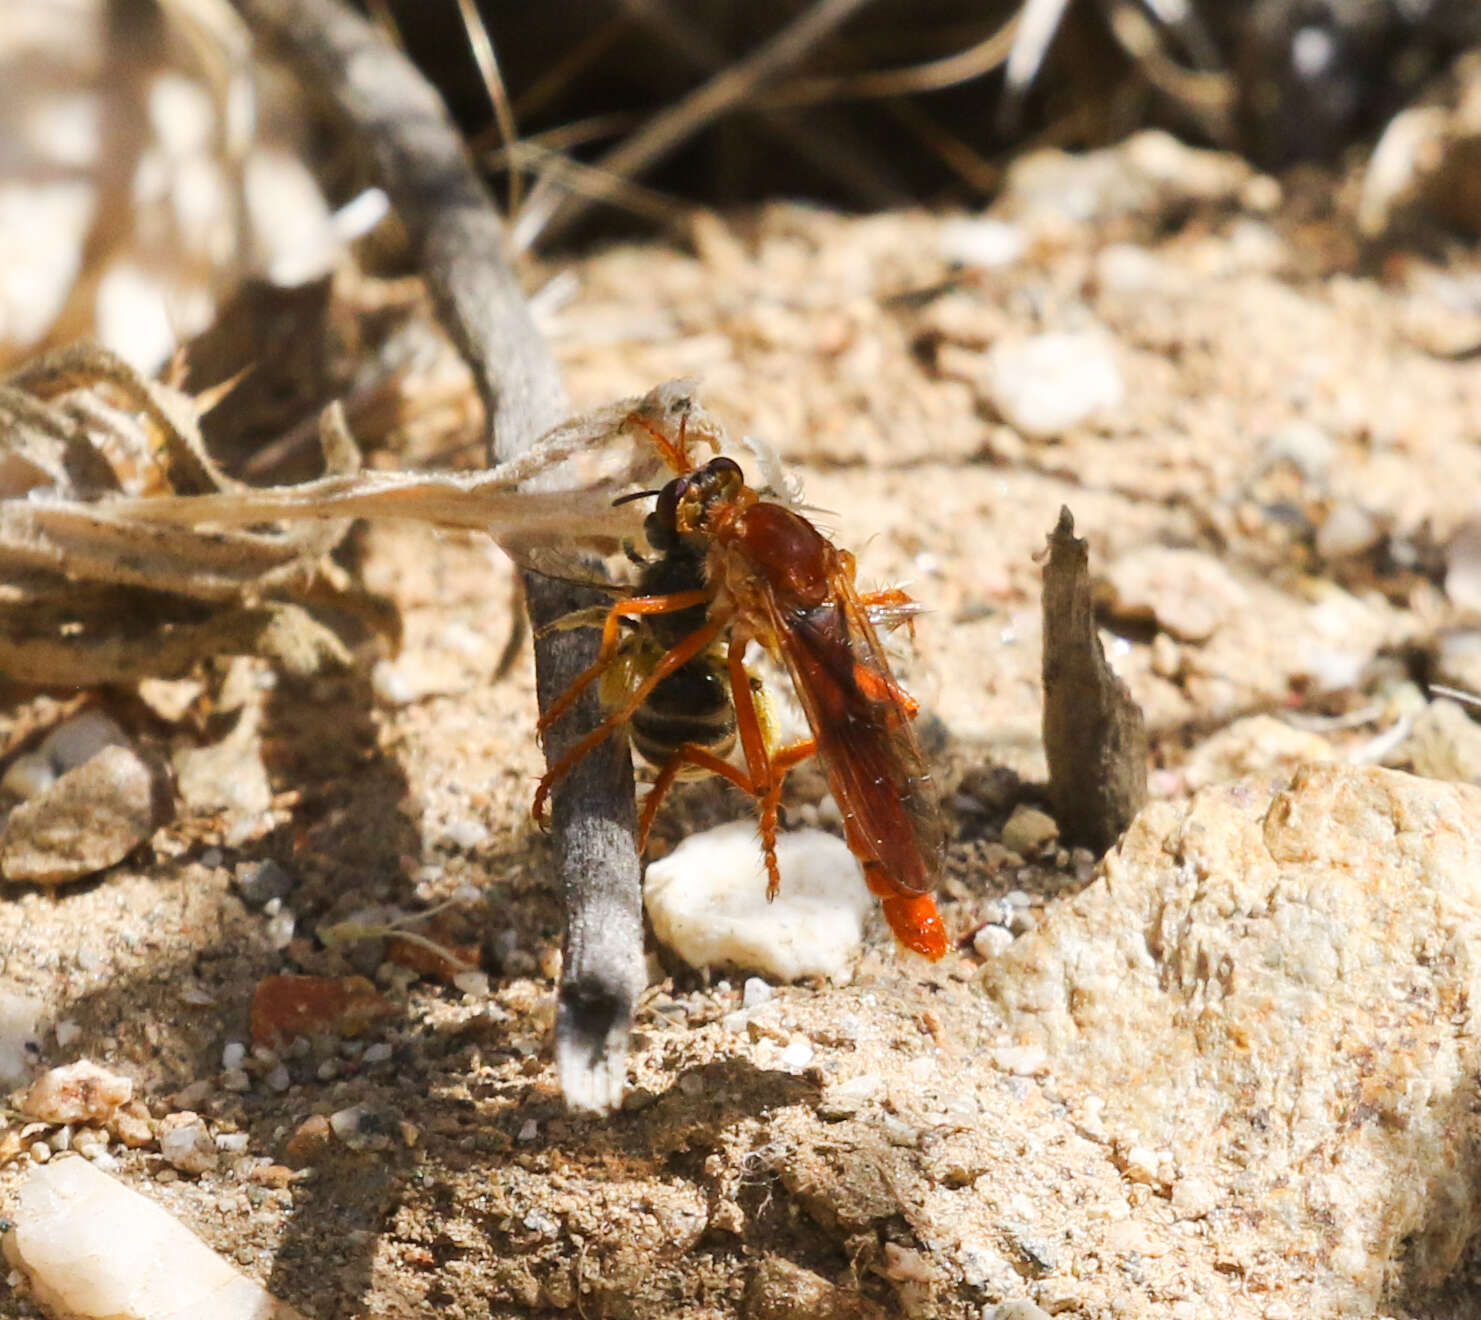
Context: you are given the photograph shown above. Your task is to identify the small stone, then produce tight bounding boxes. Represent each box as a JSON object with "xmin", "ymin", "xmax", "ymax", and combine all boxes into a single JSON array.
[
  {"xmin": 1316, "ymin": 502, "xmax": 1383, "ymax": 560},
  {"xmin": 172, "ymin": 708, "xmax": 272, "ymax": 816},
  {"xmin": 221, "ymin": 1041, "xmax": 247, "ymax": 1070},
  {"xmin": 1171, "ymin": 1174, "xmax": 1221, "ymax": 1220},
  {"xmin": 981, "ymin": 331, "xmax": 1124, "ymax": 439},
  {"xmin": 778, "ymin": 1039, "xmax": 815, "ymax": 1070},
  {"xmin": 108, "ymin": 1101, "xmax": 154, "ymax": 1149},
  {"xmin": 21, "ymin": 1060, "xmax": 133, "ymax": 1125},
  {"xmin": 517, "ymin": 1119, "xmax": 539, "ymax": 1143},
  {"xmin": 993, "ymin": 1043, "xmax": 1048, "ymax": 1077},
  {"xmin": 984, "ymin": 1301, "xmax": 1053, "ymax": 1320},
  {"xmin": 53, "ymin": 1019, "xmax": 81, "ymax": 1049},
  {"xmin": 328, "ymin": 1106, "xmax": 366, "ymax": 1140},
  {"xmin": 362, "ymin": 1042, "xmax": 393, "ymax": 1064},
  {"xmin": 1408, "ymin": 700, "xmax": 1481, "ymax": 785},
  {"xmin": 742, "ymin": 977, "xmax": 774, "ymax": 1009},
  {"xmin": 265, "ymin": 1065, "xmax": 291, "ymax": 1093},
  {"xmin": 1102, "ymin": 546, "xmax": 1249, "ymax": 643},
  {"xmin": 644, "ymin": 823, "xmax": 872, "ymax": 980},
  {"xmin": 1000, "ymin": 805, "xmax": 1058, "ymax": 856},
  {"xmin": 159, "ymin": 1112, "xmax": 218, "ymax": 1175},
  {"xmin": 247, "ymin": 1162, "xmax": 295, "ymax": 1189},
  {"xmin": 1121, "ymin": 1145, "xmax": 1162, "ymax": 1185},
  {"xmin": 0, "ymin": 993, "xmax": 42, "ymax": 1088},
  {"xmin": 817, "ymin": 1072, "xmax": 884, "ymax": 1119},
  {"xmin": 939, "ymin": 217, "xmax": 1024, "ymax": 268},
  {"xmin": 973, "ymin": 924, "xmax": 1015, "ymax": 959},
  {"xmin": 453, "ymin": 970, "xmax": 489, "ymax": 997},
  {"xmin": 283, "ymin": 1114, "xmax": 331, "ymax": 1166},
  {"xmin": 232, "ymin": 860, "xmax": 294, "ymax": 907},
  {"xmin": 220, "ymin": 1069, "xmax": 251, "ymax": 1092},
  {"xmin": 0, "ymin": 745, "xmax": 161, "ymax": 885}
]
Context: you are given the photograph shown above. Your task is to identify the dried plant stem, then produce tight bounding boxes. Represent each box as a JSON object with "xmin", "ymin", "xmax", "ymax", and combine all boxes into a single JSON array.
[
  {"xmin": 515, "ymin": 0, "xmax": 884, "ymax": 249},
  {"xmin": 232, "ymin": 0, "xmax": 644, "ymax": 1112}
]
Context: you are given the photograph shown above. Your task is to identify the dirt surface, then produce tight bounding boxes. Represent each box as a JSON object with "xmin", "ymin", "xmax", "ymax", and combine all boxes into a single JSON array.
[{"xmin": 3, "ymin": 136, "xmax": 1481, "ymax": 1319}]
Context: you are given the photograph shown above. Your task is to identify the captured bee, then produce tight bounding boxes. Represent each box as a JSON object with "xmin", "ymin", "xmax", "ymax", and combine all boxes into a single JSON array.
[{"xmin": 533, "ymin": 419, "xmax": 947, "ymax": 960}]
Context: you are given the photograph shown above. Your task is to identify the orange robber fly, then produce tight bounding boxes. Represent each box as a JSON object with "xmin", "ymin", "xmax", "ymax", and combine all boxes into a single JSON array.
[{"xmin": 531, "ymin": 411, "xmax": 948, "ymax": 960}]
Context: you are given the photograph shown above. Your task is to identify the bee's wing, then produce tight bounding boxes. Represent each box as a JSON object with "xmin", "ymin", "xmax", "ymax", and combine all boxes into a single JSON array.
[{"xmin": 759, "ymin": 575, "xmax": 944, "ymax": 896}]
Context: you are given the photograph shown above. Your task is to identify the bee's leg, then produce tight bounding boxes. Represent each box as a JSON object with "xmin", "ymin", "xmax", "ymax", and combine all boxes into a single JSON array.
[
  {"xmin": 534, "ymin": 616, "xmax": 724, "ymax": 827},
  {"xmin": 636, "ymin": 744, "xmax": 759, "ymax": 852},
  {"xmin": 536, "ymin": 589, "xmax": 709, "ymax": 741}
]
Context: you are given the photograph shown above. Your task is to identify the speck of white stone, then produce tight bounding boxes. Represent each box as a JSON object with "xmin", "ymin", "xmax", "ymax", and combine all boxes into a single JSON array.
[
  {"xmin": 88, "ymin": 1149, "xmax": 119, "ymax": 1173},
  {"xmin": 51, "ymin": 1126, "xmax": 72, "ymax": 1152},
  {"xmin": 265, "ymin": 910, "xmax": 296, "ymax": 950},
  {"xmin": 370, "ymin": 659, "xmax": 418, "ymax": 706},
  {"xmin": 328, "ymin": 1106, "xmax": 365, "ymax": 1139},
  {"xmin": 779, "ymin": 1039, "xmax": 815, "ymax": 1070},
  {"xmin": 742, "ymin": 977, "xmax": 773, "ymax": 1009},
  {"xmin": 0, "ymin": 994, "xmax": 43, "ymax": 1088},
  {"xmin": 973, "ymin": 924, "xmax": 1015, "ymax": 959},
  {"xmin": 159, "ymin": 1113, "xmax": 218, "ymax": 1174},
  {"xmin": 178, "ymin": 983, "xmax": 216, "ymax": 1007},
  {"xmin": 993, "ymin": 1043, "xmax": 1048, "ymax": 1077},
  {"xmin": 221, "ymin": 1042, "xmax": 246, "ymax": 1070},
  {"xmin": 363, "ymin": 1042, "xmax": 393, "ymax": 1064},
  {"xmin": 215, "ymin": 1132, "xmax": 250, "ymax": 1153},
  {"xmin": 517, "ymin": 1119, "xmax": 539, "ymax": 1143},
  {"xmin": 28, "ymin": 1141, "xmax": 51, "ymax": 1163},
  {"xmin": 722, "ymin": 1010, "xmax": 750, "ymax": 1034},
  {"xmin": 454, "ymin": 971, "xmax": 490, "ymax": 997},
  {"xmin": 939, "ymin": 216, "xmax": 1024, "ymax": 269},
  {"xmin": 220, "ymin": 1069, "xmax": 250, "ymax": 1093},
  {"xmin": 1000, "ymin": 805, "xmax": 1059, "ymax": 856},
  {"xmin": 1122, "ymin": 1145, "xmax": 1161, "ymax": 1185},
  {"xmin": 316, "ymin": 1059, "xmax": 339, "ymax": 1082},
  {"xmin": 983, "ymin": 331, "xmax": 1125, "ymax": 439},
  {"xmin": 441, "ymin": 817, "xmax": 489, "ymax": 850},
  {"xmin": 265, "ymin": 1065, "xmax": 291, "ymax": 1093}
]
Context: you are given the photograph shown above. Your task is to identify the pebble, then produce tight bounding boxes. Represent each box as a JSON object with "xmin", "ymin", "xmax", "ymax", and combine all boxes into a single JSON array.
[
  {"xmin": 453, "ymin": 970, "xmax": 490, "ymax": 997},
  {"xmin": 159, "ymin": 1112, "xmax": 219, "ymax": 1174},
  {"xmin": 53, "ymin": 1019, "xmax": 81, "ymax": 1049},
  {"xmin": 992, "ymin": 1043, "xmax": 1049, "ymax": 1078},
  {"xmin": 328, "ymin": 1106, "xmax": 366, "ymax": 1140},
  {"xmin": 1000, "ymin": 805, "xmax": 1059, "ymax": 856},
  {"xmin": 517, "ymin": 1119, "xmax": 539, "ymax": 1143},
  {"xmin": 362, "ymin": 1041, "xmax": 393, "ymax": 1064},
  {"xmin": 644, "ymin": 822, "xmax": 873, "ymax": 980},
  {"xmin": 232, "ymin": 859, "xmax": 294, "ymax": 907},
  {"xmin": 0, "ymin": 711, "xmax": 132, "ymax": 800},
  {"xmin": 778, "ymin": 1039, "xmax": 815, "ymax": 1071},
  {"xmin": 981, "ymin": 331, "xmax": 1124, "ymax": 439},
  {"xmin": 0, "ymin": 745, "xmax": 160, "ymax": 885},
  {"xmin": 1316, "ymin": 502, "xmax": 1383, "ymax": 560},
  {"xmin": 21, "ymin": 1060, "xmax": 133, "ymax": 1125},
  {"xmin": 221, "ymin": 1042, "xmax": 247, "ymax": 1070},
  {"xmin": 0, "ymin": 992, "xmax": 42, "ymax": 1087},
  {"xmin": 817, "ymin": 1072, "xmax": 884, "ymax": 1119},
  {"xmin": 1406, "ymin": 700, "xmax": 1481, "ymax": 785},
  {"xmin": 7, "ymin": 1157, "xmax": 311, "ymax": 1318},
  {"xmin": 938, "ymin": 216, "xmax": 1024, "ymax": 268},
  {"xmin": 973, "ymin": 924, "xmax": 1015, "ymax": 960},
  {"xmin": 742, "ymin": 977, "xmax": 774, "ymax": 1009}
]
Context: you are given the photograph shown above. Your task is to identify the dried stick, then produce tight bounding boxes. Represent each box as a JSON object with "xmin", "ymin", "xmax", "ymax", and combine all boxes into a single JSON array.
[
  {"xmin": 514, "ymin": 0, "xmax": 884, "ymax": 249},
  {"xmin": 232, "ymin": 0, "xmax": 643, "ymax": 1112},
  {"xmin": 1041, "ymin": 506, "xmax": 1148, "ymax": 854}
]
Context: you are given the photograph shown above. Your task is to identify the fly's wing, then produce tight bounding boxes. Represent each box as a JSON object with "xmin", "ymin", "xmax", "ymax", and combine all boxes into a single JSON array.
[
  {"xmin": 760, "ymin": 579, "xmax": 944, "ymax": 895},
  {"xmin": 98, "ymin": 381, "xmax": 724, "ymax": 580}
]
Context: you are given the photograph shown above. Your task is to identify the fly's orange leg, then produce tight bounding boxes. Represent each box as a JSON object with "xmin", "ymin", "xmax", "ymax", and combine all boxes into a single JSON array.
[
  {"xmin": 624, "ymin": 410, "xmax": 692, "ymax": 474},
  {"xmin": 535, "ymin": 589, "xmax": 709, "ymax": 742},
  {"xmin": 755, "ymin": 739, "xmax": 818, "ymax": 900},
  {"xmin": 533, "ymin": 615, "xmax": 724, "ymax": 828}
]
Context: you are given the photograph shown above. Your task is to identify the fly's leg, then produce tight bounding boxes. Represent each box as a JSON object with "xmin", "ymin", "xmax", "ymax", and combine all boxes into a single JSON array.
[
  {"xmin": 533, "ymin": 616, "xmax": 724, "ymax": 827},
  {"xmin": 755, "ymin": 740, "xmax": 819, "ymax": 900},
  {"xmin": 535, "ymin": 589, "xmax": 708, "ymax": 742}
]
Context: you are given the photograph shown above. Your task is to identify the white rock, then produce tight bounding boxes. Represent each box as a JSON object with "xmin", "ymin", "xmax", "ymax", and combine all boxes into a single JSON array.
[
  {"xmin": 158, "ymin": 1113, "xmax": 218, "ymax": 1175},
  {"xmin": 972, "ymin": 924, "xmax": 1015, "ymax": 960},
  {"xmin": 982, "ymin": 331, "xmax": 1124, "ymax": 439},
  {"xmin": 939, "ymin": 217, "xmax": 1024, "ymax": 269},
  {"xmin": 0, "ymin": 993, "xmax": 41, "ymax": 1088},
  {"xmin": 3, "ymin": 1156, "xmax": 307, "ymax": 1318},
  {"xmin": 643, "ymin": 823, "xmax": 872, "ymax": 980},
  {"xmin": 21, "ymin": 1060, "xmax": 132, "ymax": 1125},
  {"xmin": 779, "ymin": 1039, "xmax": 815, "ymax": 1070}
]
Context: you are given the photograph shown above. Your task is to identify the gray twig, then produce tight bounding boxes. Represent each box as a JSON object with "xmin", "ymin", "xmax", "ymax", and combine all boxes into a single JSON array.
[
  {"xmin": 233, "ymin": 0, "xmax": 644, "ymax": 1111},
  {"xmin": 1041, "ymin": 506, "xmax": 1148, "ymax": 853}
]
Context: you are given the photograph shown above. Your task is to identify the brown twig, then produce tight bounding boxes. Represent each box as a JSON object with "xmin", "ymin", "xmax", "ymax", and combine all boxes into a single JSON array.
[{"xmin": 232, "ymin": 0, "xmax": 644, "ymax": 1112}]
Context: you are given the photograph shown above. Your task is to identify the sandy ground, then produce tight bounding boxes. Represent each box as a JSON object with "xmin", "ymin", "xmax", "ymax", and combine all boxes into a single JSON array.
[{"xmin": 3, "ymin": 136, "xmax": 1481, "ymax": 1318}]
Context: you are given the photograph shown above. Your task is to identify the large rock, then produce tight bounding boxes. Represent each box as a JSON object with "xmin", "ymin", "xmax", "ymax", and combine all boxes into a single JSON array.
[{"xmin": 982, "ymin": 764, "xmax": 1481, "ymax": 1312}]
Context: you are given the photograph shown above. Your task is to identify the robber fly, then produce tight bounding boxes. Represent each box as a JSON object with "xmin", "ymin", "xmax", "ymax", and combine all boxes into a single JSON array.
[{"xmin": 531, "ymin": 413, "xmax": 948, "ymax": 960}]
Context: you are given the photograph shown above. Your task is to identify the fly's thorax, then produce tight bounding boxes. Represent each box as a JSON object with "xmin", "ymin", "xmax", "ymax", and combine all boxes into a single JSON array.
[{"xmin": 719, "ymin": 500, "xmax": 836, "ymax": 608}]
